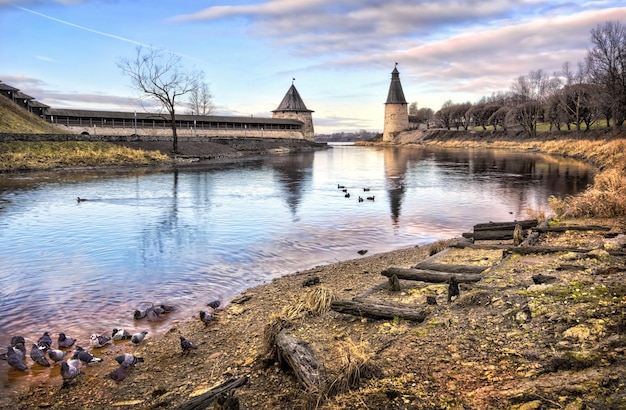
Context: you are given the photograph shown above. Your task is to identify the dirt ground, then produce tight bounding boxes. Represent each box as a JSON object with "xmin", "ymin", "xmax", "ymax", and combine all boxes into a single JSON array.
[{"xmin": 2, "ymin": 216, "xmax": 625, "ymax": 409}]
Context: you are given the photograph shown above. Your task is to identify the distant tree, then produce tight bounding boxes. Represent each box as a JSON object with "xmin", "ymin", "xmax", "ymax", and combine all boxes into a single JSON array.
[
  {"xmin": 415, "ymin": 107, "xmax": 434, "ymax": 128},
  {"xmin": 436, "ymin": 100, "xmax": 455, "ymax": 130},
  {"xmin": 488, "ymin": 106, "xmax": 510, "ymax": 130},
  {"xmin": 467, "ymin": 103, "xmax": 500, "ymax": 130},
  {"xmin": 510, "ymin": 69, "xmax": 558, "ymax": 137},
  {"xmin": 408, "ymin": 102, "xmax": 418, "ymax": 116},
  {"xmin": 118, "ymin": 46, "xmax": 204, "ymax": 153},
  {"xmin": 586, "ymin": 21, "xmax": 626, "ymax": 126},
  {"xmin": 451, "ymin": 102, "xmax": 472, "ymax": 130},
  {"xmin": 188, "ymin": 82, "xmax": 214, "ymax": 116}
]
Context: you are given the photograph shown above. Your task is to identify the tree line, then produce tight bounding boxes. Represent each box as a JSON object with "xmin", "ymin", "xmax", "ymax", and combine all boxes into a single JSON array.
[{"xmin": 411, "ymin": 21, "xmax": 626, "ymax": 138}]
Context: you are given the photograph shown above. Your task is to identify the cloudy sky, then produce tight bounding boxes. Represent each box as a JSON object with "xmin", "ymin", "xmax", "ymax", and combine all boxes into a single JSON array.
[{"xmin": 1, "ymin": 1, "xmax": 625, "ymax": 134}]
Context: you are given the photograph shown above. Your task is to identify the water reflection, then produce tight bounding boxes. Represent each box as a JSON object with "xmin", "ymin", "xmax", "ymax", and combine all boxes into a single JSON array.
[{"xmin": 0, "ymin": 144, "xmax": 595, "ymax": 395}]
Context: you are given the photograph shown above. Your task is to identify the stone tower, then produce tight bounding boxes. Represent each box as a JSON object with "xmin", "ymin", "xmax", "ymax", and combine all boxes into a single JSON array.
[
  {"xmin": 383, "ymin": 64, "xmax": 408, "ymax": 142},
  {"xmin": 272, "ymin": 81, "xmax": 315, "ymax": 141}
]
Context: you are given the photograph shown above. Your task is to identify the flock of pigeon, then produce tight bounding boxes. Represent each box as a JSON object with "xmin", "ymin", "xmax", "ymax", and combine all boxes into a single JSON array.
[{"xmin": 1, "ymin": 300, "xmax": 221, "ymax": 389}]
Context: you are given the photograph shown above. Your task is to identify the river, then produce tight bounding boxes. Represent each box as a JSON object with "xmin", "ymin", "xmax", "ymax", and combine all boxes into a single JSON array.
[{"xmin": 0, "ymin": 143, "xmax": 594, "ymax": 389}]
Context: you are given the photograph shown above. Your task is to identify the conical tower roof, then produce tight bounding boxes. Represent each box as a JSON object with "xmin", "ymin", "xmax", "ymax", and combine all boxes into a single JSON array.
[
  {"xmin": 385, "ymin": 65, "xmax": 407, "ymax": 104},
  {"xmin": 273, "ymin": 83, "xmax": 313, "ymax": 113}
]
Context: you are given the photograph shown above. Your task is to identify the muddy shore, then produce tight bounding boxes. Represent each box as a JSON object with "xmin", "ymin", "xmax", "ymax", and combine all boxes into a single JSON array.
[{"xmin": 1, "ymin": 138, "xmax": 625, "ymax": 409}]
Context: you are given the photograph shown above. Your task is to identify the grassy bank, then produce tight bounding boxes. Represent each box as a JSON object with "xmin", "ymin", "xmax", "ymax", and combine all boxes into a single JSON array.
[
  {"xmin": 0, "ymin": 141, "xmax": 170, "ymax": 172},
  {"xmin": 418, "ymin": 132, "xmax": 626, "ymax": 218}
]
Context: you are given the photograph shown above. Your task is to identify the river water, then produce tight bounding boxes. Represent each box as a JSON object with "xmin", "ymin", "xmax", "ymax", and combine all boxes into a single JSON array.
[{"xmin": 0, "ymin": 143, "xmax": 594, "ymax": 390}]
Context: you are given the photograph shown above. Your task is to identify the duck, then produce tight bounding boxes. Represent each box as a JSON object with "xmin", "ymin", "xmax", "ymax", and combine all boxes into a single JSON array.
[
  {"xmin": 366, "ymin": 196, "xmax": 375, "ymax": 201},
  {"xmin": 363, "ymin": 188, "xmax": 370, "ymax": 192},
  {"xmin": 358, "ymin": 196, "xmax": 364, "ymax": 202},
  {"xmin": 345, "ymin": 193, "xmax": 350, "ymax": 198},
  {"xmin": 337, "ymin": 184, "xmax": 345, "ymax": 189},
  {"xmin": 77, "ymin": 197, "xmax": 88, "ymax": 202}
]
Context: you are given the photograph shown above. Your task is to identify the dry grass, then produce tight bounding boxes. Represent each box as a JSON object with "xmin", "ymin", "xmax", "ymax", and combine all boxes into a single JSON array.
[{"xmin": 0, "ymin": 141, "xmax": 169, "ymax": 172}]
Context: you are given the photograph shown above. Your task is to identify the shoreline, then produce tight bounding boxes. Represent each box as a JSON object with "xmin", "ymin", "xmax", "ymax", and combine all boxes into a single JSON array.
[{"xmin": 1, "ymin": 134, "xmax": 625, "ymax": 409}]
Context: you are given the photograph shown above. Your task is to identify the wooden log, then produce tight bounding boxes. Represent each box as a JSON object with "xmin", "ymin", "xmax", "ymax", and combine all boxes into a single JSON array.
[
  {"xmin": 275, "ymin": 329, "xmax": 325, "ymax": 392},
  {"xmin": 176, "ymin": 375, "xmax": 249, "ymax": 410},
  {"xmin": 412, "ymin": 261, "xmax": 487, "ymax": 274},
  {"xmin": 331, "ymin": 299, "xmax": 428, "ymax": 322},
  {"xmin": 462, "ymin": 230, "xmax": 515, "ymax": 240},
  {"xmin": 531, "ymin": 225, "xmax": 611, "ymax": 233},
  {"xmin": 505, "ymin": 246, "xmax": 626, "ymax": 256},
  {"xmin": 381, "ymin": 267, "xmax": 483, "ymax": 283},
  {"xmin": 473, "ymin": 220, "xmax": 538, "ymax": 231}
]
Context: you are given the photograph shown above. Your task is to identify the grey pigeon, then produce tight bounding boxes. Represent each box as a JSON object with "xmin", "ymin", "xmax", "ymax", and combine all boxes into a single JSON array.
[
  {"xmin": 145, "ymin": 307, "xmax": 163, "ymax": 322},
  {"xmin": 38, "ymin": 332, "xmax": 53, "ymax": 350},
  {"xmin": 158, "ymin": 303, "xmax": 176, "ymax": 313},
  {"xmin": 105, "ymin": 365, "xmax": 129, "ymax": 383},
  {"xmin": 73, "ymin": 346, "xmax": 103, "ymax": 365},
  {"xmin": 131, "ymin": 331, "xmax": 148, "ymax": 345},
  {"xmin": 133, "ymin": 309, "xmax": 147, "ymax": 320},
  {"xmin": 30, "ymin": 344, "xmax": 51, "ymax": 367},
  {"xmin": 180, "ymin": 336, "xmax": 197, "ymax": 355},
  {"xmin": 60, "ymin": 360, "xmax": 83, "ymax": 388},
  {"xmin": 48, "ymin": 348, "xmax": 70, "ymax": 364},
  {"xmin": 90, "ymin": 333, "xmax": 112, "ymax": 348},
  {"xmin": 114, "ymin": 353, "xmax": 144, "ymax": 368},
  {"xmin": 58, "ymin": 333, "xmax": 76, "ymax": 349},
  {"xmin": 112, "ymin": 328, "xmax": 132, "ymax": 341},
  {"xmin": 12, "ymin": 342, "xmax": 26, "ymax": 358},
  {"xmin": 199, "ymin": 310, "xmax": 217, "ymax": 327},
  {"xmin": 7, "ymin": 347, "xmax": 29, "ymax": 371},
  {"xmin": 10, "ymin": 335, "xmax": 25, "ymax": 347},
  {"xmin": 207, "ymin": 300, "xmax": 221, "ymax": 310}
]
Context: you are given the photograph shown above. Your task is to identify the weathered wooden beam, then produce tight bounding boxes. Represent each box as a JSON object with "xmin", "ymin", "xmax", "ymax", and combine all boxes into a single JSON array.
[
  {"xmin": 412, "ymin": 261, "xmax": 487, "ymax": 274},
  {"xmin": 462, "ymin": 230, "xmax": 516, "ymax": 240},
  {"xmin": 381, "ymin": 267, "xmax": 483, "ymax": 283},
  {"xmin": 505, "ymin": 246, "xmax": 626, "ymax": 256},
  {"xmin": 473, "ymin": 220, "xmax": 538, "ymax": 231},
  {"xmin": 531, "ymin": 225, "xmax": 611, "ymax": 233},
  {"xmin": 275, "ymin": 329, "xmax": 326, "ymax": 392},
  {"xmin": 176, "ymin": 375, "xmax": 249, "ymax": 410},
  {"xmin": 331, "ymin": 299, "xmax": 428, "ymax": 322}
]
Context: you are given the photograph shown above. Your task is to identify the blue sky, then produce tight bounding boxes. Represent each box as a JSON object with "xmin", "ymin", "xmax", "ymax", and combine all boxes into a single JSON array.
[{"xmin": 1, "ymin": 1, "xmax": 625, "ymax": 134}]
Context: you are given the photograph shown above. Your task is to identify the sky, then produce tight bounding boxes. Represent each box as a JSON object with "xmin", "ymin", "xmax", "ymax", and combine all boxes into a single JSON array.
[{"xmin": 1, "ymin": 1, "xmax": 625, "ymax": 134}]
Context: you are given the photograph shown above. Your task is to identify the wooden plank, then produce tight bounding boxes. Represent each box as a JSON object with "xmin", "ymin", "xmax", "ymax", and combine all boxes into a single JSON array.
[
  {"xmin": 331, "ymin": 299, "xmax": 428, "ymax": 322},
  {"xmin": 381, "ymin": 267, "xmax": 483, "ymax": 283},
  {"xmin": 412, "ymin": 261, "xmax": 488, "ymax": 274},
  {"xmin": 473, "ymin": 220, "xmax": 538, "ymax": 231},
  {"xmin": 462, "ymin": 230, "xmax": 515, "ymax": 240},
  {"xmin": 531, "ymin": 225, "xmax": 611, "ymax": 232},
  {"xmin": 176, "ymin": 375, "xmax": 249, "ymax": 410}
]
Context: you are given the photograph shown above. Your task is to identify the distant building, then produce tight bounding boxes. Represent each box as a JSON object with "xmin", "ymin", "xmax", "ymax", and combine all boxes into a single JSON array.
[
  {"xmin": 383, "ymin": 64, "xmax": 409, "ymax": 142},
  {"xmin": 272, "ymin": 82, "xmax": 315, "ymax": 140}
]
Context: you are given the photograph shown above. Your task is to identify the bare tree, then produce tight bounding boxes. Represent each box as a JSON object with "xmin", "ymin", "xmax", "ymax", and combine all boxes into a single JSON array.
[
  {"xmin": 510, "ymin": 69, "xmax": 559, "ymax": 137},
  {"xmin": 188, "ymin": 82, "xmax": 214, "ymax": 116},
  {"xmin": 408, "ymin": 102, "xmax": 418, "ymax": 116},
  {"xmin": 118, "ymin": 47, "xmax": 203, "ymax": 153},
  {"xmin": 586, "ymin": 21, "xmax": 626, "ymax": 127}
]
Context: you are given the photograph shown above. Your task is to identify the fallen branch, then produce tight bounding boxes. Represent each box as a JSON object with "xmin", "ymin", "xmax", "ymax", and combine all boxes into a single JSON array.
[
  {"xmin": 381, "ymin": 268, "xmax": 483, "ymax": 283},
  {"xmin": 412, "ymin": 261, "xmax": 487, "ymax": 274},
  {"xmin": 275, "ymin": 329, "xmax": 326, "ymax": 392},
  {"xmin": 331, "ymin": 299, "xmax": 428, "ymax": 322},
  {"xmin": 531, "ymin": 225, "xmax": 611, "ymax": 233},
  {"xmin": 473, "ymin": 220, "xmax": 538, "ymax": 231},
  {"xmin": 176, "ymin": 375, "xmax": 249, "ymax": 410}
]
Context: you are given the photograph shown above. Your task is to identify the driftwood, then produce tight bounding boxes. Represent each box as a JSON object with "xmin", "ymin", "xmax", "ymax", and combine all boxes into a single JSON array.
[
  {"xmin": 531, "ymin": 225, "xmax": 611, "ymax": 233},
  {"xmin": 176, "ymin": 375, "xmax": 249, "ymax": 410},
  {"xmin": 412, "ymin": 261, "xmax": 487, "ymax": 274},
  {"xmin": 504, "ymin": 245, "xmax": 626, "ymax": 256},
  {"xmin": 462, "ymin": 230, "xmax": 515, "ymax": 241},
  {"xmin": 381, "ymin": 268, "xmax": 483, "ymax": 283},
  {"xmin": 275, "ymin": 329, "xmax": 326, "ymax": 392},
  {"xmin": 473, "ymin": 220, "xmax": 538, "ymax": 231},
  {"xmin": 331, "ymin": 299, "xmax": 428, "ymax": 322}
]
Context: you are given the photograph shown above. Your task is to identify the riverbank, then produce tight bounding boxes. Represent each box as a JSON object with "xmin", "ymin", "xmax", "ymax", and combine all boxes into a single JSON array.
[{"xmin": 1, "ymin": 133, "xmax": 625, "ymax": 409}]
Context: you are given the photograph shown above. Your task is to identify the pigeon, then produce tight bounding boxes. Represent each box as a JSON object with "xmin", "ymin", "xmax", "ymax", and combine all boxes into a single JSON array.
[
  {"xmin": 357, "ymin": 249, "xmax": 368, "ymax": 255},
  {"xmin": 207, "ymin": 300, "xmax": 221, "ymax": 310},
  {"xmin": 38, "ymin": 332, "xmax": 53, "ymax": 350},
  {"xmin": 145, "ymin": 307, "xmax": 163, "ymax": 322},
  {"xmin": 10, "ymin": 335, "xmax": 26, "ymax": 347},
  {"xmin": 60, "ymin": 360, "xmax": 83, "ymax": 388},
  {"xmin": 48, "ymin": 348, "xmax": 70, "ymax": 364},
  {"xmin": 12, "ymin": 342, "xmax": 26, "ymax": 358},
  {"xmin": 105, "ymin": 365, "xmax": 129, "ymax": 383},
  {"xmin": 90, "ymin": 334, "xmax": 112, "ymax": 348},
  {"xmin": 180, "ymin": 336, "xmax": 198, "ymax": 355},
  {"xmin": 114, "ymin": 353, "xmax": 144, "ymax": 368},
  {"xmin": 199, "ymin": 310, "xmax": 217, "ymax": 327},
  {"xmin": 73, "ymin": 346, "xmax": 103, "ymax": 365},
  {"xmin": 7, "ymin": 347, "xmax": 29, "ymax": 371},
  {"xmin": 133, "ymin": 309, "xmax": 147, "ymax": 320},
  {"xmin": 58, "ymin": 333, "xmax": 76, "ymax": 349},
  {"xmin": 30, "ymin": 344, "xmax": 51, "ymax": 367},
  {"xmin": 112, "ymin": 328, "xmax": 132, "ymax": 341},
  {"xmin": 158, "ymin": 303, "xmax": 176, "ymax": 313},
  {"xmin": 130, "ymin": 331, "xmax": 148, "ymax": 345}
]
